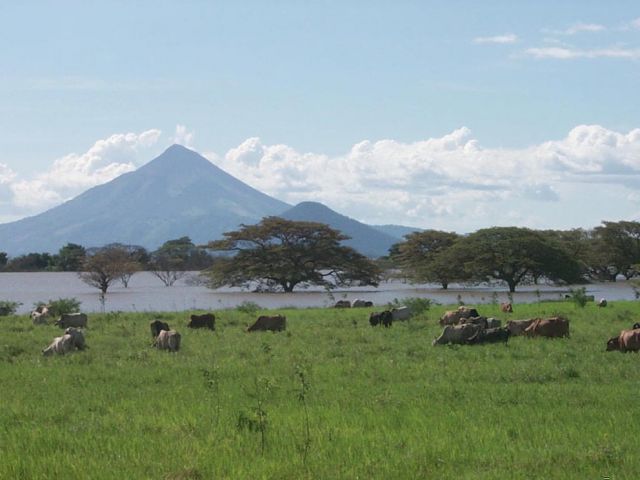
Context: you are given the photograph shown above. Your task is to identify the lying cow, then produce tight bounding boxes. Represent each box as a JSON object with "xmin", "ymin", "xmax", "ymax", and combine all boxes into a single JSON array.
[
  {"xmin": 55, "ymin": 313, "xmax": 88, "ymax": 329},
  {"xmin": 155, "ymin": 329, "xmax": 181, "ymax": 352},
  {"xmin": 247, "ymin": 315, "xmax": 286, "ymax": 332},
  {"xmin": 460, "ymin": 316, "xmax": 489, "ymax": 329},
  {"xmin": 42, "ymin": 327, "xmax": 86, "ymax": 356},
  {"xmin": 505, "ymin": 319, "xmax": 536, "ymax": 336},
  {"xmin": 188, "ymin": 313, "xmax": 215, "ymax": 330},
  {"xmin": 369, "ymin": 310, "xmax": 392, "ymax": 327},
  {"xmin": 150, "ymin": 319, "xmax": 170, "ymax": 338},
  {"xmin": 607, "ymin": 329, "xmax": 640, "ymax": 353},
  {"xmin": 352, "ymin": 299, "xmax": 373, "ymax": 308},
  {"xmin": 500, "ymin": 302, "xmax": 513, "ymax": 313},
  {"xmin": 391, "ymin": 306, "xmax": 412, "ymax": 321},
  {"xmin": 334, "ymin": 300, "xmax": 351, "ymax": 308},
  {"xmin": 487, "ymin": 318, "xmax": 501, "ymax": 329},
  {"xmin": 439, "ymin": 306, "xmax": 480, "ymax": 326},
  {"xmin": 597, "ymin": 298, "xmax": 608, "ymax": 308},
  {"xmin": 433, "ymin": 323, "xmax": 482, "ymax": 346},
  {"xmin": 524, "ymin": 317, "xmax": 570, "ymax": 338},
  {"xmin": 31, "ymin": 308, "xmax": 50, "ymax": 325},
  {"xmin": 467, "ymin": 327, "xmax": 510, "ymax": 345}
]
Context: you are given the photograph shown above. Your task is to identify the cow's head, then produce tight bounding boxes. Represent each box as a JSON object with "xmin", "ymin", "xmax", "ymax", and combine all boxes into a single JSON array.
[{"xmin": 606, "ymin": 336, "xmax": 620, "ymax": 351}]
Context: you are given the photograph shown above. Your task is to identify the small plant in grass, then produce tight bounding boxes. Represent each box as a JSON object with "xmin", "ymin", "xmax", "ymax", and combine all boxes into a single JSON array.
[
  {"xmin": 43, "ymin": 297, "xmax": 81, "ymax": 317},
  {"xmin": 491, "ymin": 292, "xmax": 498, "ymax": 305},
  {"xmin": 294, "ymin": 363, "xmax": 312, "ymax": 464},
  {"xmin": 457, "ymin": 294, "xmax": 464, "ymax": 306},
  {"xmin": 389, "ymin": 297, "xmax": 431, "ymax": 315},
  {"xmin": 0, "ymin": 300, "xmax": 21, "ymax": 316},
  {"xmin": 568, "ymin": 287, "xmax": 588, "ymax": 308},
  {"xmin": 507, "ymin": 291, "xmax": 514, "ymax": 304},
  {"xmin": 237, "ymin": 376, "xmax": 273, "ymax": 455},
  {"xmin": 202, "ymin": 367, "xmax": 221, "ymax": 427},
  {"xmin": 534, "ymin": 288, "xmax": 541, "ymax": 303},
  {"xmin": 236, "ymin": 301, "xmax": 260, "ymax": 316}
]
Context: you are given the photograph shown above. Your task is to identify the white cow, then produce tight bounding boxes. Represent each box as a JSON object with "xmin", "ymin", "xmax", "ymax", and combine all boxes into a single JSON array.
[
  {"xmin": 391, "ymin": 306, "xmax": 412, "ymax": 321},
  {"xmin": 155, "ymin": 330, "xmax": 181, "ymax": 352},
  {"xmin": 432, "ymin": 323, "xmax": 482, "ymax": 346}
]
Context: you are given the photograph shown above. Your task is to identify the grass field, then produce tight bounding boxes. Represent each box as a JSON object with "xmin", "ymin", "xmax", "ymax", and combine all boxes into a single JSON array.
[{"xmin": 0, "ymin": 300, "xmax": 638, "ymax": 479}]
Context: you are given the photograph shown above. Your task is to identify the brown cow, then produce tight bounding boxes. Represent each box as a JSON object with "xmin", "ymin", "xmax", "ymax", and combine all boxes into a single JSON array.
[
  {"xmin": 607, "ymin": 329, "xmax": 640, "ymax": 352},
  {"xmin": 524, "ymin": 317, "xmax": 570, "ymax": 338},
  {"xmin": 459, "ymin": 316, "xmax": 489, "ymax": 329},
  {"xmin": 247, "ymin": 315, "xmax": 286, "ymax": 332},
  {"xmin": 505, "ymin": 318, "xmax": 537, "ymax": 336},
  {"xmin": 439, "ymin": 306, "xmax": 480, "ymax": 326},
  {"xmin": 188, "ymin": 313, "xmax": 215, "ymax": 330},
  {"xmin": 500, "ymin": 302, "xmax": 513, "ymax": 313}
]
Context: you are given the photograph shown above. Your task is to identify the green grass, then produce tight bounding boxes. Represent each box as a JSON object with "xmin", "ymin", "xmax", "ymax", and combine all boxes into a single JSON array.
[{"xmin": 0, "ymin": 301, "xmax": 638, "ymax": 479}]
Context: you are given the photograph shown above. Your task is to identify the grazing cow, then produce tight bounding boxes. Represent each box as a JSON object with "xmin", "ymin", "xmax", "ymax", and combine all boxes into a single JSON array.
[
  {"xmin": 352, "ymin": 299, "xmax": 373, "ymax": 308},
  {"xmin": 460, "ymin": 316, "xmax": 489, "ymax": 329},
  {"xmin": 155, "ymin": 330, "xmax": 181, "ymax": 352},
  {"xmin": 487, "ymin": 318, "xmax": 501, "ymax": 329},
  {"xmin": 391, "ymin": 306, "xmax": 412, "ymax": 321},
  {"xmin": 505, "ymin": 319, "xmax": 537, "ymax": 336},
  {"xmin": 524, "ymin": 317, "xmax": 570, "ymax": 338},
  {"xmin": 606, "ymin": 329, "xmax": 640, "ymax": 352},
  {"xmin": 31, "ymin": 305, "xmax": 51, "ymax": 325},
  {"xmin": 432, "ymin": 323, "xmax": 482, "ymax": 346},
  {"xmin": 188, "ymin": 313, "xmax": 215, "ymax": 330},
  {"xmin": 467, "ymin": 327, "xmax": 510, "ymax": 345},
  {"xmin": 55, "ymin": 313, "xmax": 88, "ymax": 329},
  {"xmin": 439, "ymin": 306, "xmax": 480, "ymax": 326},
  {"xmin": 334, "ymin": 300, "xmax": 351, "ymax": 308},
  {"xmin": 42, "ymin": 327, "xmax": 86, "ymax": 356},
  {"xmin": 597, "ymin": 298, "xmax": 608, "ymax": 308},
  {"xmin": 247, "ymin": 315, "xmax": 286, "ymax": 332},
  {"xmin": 500, "ymin": 302, "xmax": 513, "ymax": 313},
  {"xmin": 369, "ymin": 310, "xmax": 393, "ymax": 327},
  {"xmin": 633, "ymin": 323, "xmax": 640, "ymax": 330},
  {"xmin": 150, "ymin": 320, "xmax": 170, "ymax": 338}
]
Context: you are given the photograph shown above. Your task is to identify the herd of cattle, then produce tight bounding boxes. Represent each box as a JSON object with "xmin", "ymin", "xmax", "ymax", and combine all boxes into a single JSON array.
[{"xmin": 28, "ymin": 296, "xmax": 640, "ymax": 356}]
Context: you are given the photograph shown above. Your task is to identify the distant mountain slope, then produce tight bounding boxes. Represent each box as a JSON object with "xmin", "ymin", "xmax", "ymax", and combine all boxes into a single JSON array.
[
  {"xmin": 371, "ymin": 224, "xmax": 422, "ymax": 240},
  {"xmin": 279, "ymin": 201, "xmax": 399, "ymax": 257},
  {"xmin": 0, "ymin": 145, "xmax": 290, "ymax": 255}
]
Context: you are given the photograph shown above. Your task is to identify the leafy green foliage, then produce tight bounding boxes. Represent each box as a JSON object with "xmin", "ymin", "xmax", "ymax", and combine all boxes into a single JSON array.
[
  {"xmin": 236, "ymin": 301, "xmax": 261, "ymax": 316},
  {"xmin": 389, "ymin": 297, "xmax": 431, "ymax": 315},
  {"xmin": 54, "ymin": 243, "xmax": 86, "ymax": 271},
  {"xmin": 204, "ymin": 217, "xmax": 381, "ymax": 292},
  {"xmin": 0, "ymin": 300, "xmax": 21, "ymax": 316},
  {"xmin": 44, "ymin": 297, "xmax": 82, "ymax": 317},
  {"xmin": 568, "ymin": 287, "xmax": 589, "ymax": 308}
]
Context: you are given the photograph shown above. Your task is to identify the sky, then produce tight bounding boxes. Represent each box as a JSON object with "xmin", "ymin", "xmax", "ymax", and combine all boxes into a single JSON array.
[{"xmin": 1, "ymin": 1, "xmax": 639, "ymax": 231}]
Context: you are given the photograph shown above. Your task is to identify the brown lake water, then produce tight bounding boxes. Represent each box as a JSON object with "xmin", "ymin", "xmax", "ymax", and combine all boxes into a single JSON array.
[{"xmin": 1, "ymin": 272, "xmax": 637, "ymax": 314}]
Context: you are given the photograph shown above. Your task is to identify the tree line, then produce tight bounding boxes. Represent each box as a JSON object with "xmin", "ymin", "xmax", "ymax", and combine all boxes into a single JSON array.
[{"xmin": 1, "ymin": 219, "xmax": 639, "ymax": 294}]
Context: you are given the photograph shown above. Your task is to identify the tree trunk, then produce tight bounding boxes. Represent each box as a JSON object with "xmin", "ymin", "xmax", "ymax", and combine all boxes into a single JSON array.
[
  {"xmin": 507, "ymin": 280, "xmax": 517, "ymax": 293},
  {"xmin": 441, "ymin": 282, "xmax": 449, "ymax": 290}
]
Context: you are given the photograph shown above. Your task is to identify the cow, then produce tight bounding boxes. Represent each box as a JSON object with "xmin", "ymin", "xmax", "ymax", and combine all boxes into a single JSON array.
[
  {"xmin": 55, "ymin": 313, "xmax": 88, "ymax": 329},
  {"xmin": 42, "ymin": 327, "xmax": 86, "ymax": 356},
  {"xmin": 155, "ymin": 330, "xmax": 181, "ymax": 352},
  {"xmin": 352, "ymin": 299, "xmax": 373, "ymax": 308},
  {"xmin": 460, "ymin": 316, "xmax": 489, "ymax": 329},
  {"xmin": 432, "ymin": 323, "xmax": 482, "ymax": 346},
  {"xmin": 505, "ymin": 318, "xmax": 537, "ymax": 336},
  {"xmin": 439, "ymin": 306, "xmax": 480, "ymax": 326},
  {"xmin": 334, "ymin": 300, "xmax": 351, "ymax": 308},
  {"xmin": 606, "ymin": 329, "xmax": 640, "ymax": 353},
  {"xmin": 150, "ymin": 320, "xmax": 170, "ymax": 338},
  {"xmin": 247, "ymin": 315, "xmax": 286, "ymax": 332},
  {"xmin": 524, "ymin": 317, "xmax": 570, "ymax": 338},
  {"xmin": 369, "ymin": 311, "xmax": 393, "ymax": 327},
  {"xmin": 633, "ymin": 323, "xmax": 640, "ymax": 330},
  {"xmin": 597, "ymin": 298, "xmax": 608, "ymax": 308},
  {"xmin": 467, "ymin": 327, "xmax": 510, "ymax": 345},
  {"xmin": 188, "ymin": 313, "xmax": 215, "ymax": 330},
  {"xmin": 487, "ymin": 318, "xmax": 501, "ymax": 329},
  {"xmin": 391, "ymin": 306, "xmax": 412, "ymax": 321},
  {"xmin": 500, "ymin": 302, "xmax": 513, "ymax": 313},
  {"xmin": 31, "ymin": 305, "xmax": 51, "ymax": 325}
]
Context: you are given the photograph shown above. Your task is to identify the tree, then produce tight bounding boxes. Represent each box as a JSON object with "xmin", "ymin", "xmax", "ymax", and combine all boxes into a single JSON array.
[
  {"xmin": 101, "ymin": 243, "xmax": 145, "ymax": 287},
  {"xmin": 54, "ymin": 243, "xmax": 86, "ymax": 271},
  {"xmin": 149, "ymin": 237, "xmax": 206, "ymax": 286},
  {"xmin": 0, "ymin": 252, "xmax": 7, "ymax": 270},
  {"xmin": 5, "ymin": 252, "xmax": 53, "ymax": 271},
  {"xmin": 203, "ymin": 217, "xmax": 380, "ymax": 292},
  {"xmin": 447, "ymin": 227, "xmax": 582, "ymax": 292},
  {"xmin": 391, "ymin": 230, "xmax": 463, "ymax": 289},
  {"xmin": 78, "ymin": 245, "xmax": 134, "ymax": 294},
  {"xmin": 591, "ymin": 221, "xmax": 640, "ymax": 280}
]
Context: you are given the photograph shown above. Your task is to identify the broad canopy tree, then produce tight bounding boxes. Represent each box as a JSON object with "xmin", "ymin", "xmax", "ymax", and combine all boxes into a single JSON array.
[{"xmin": 203, "ymin": 217, "xmax": 381, "ymax": 292}]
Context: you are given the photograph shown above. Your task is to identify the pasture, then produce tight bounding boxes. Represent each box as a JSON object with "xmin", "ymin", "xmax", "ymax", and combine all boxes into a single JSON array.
[{"xmin": 0, "ymin": 301, "xmax": 638, "ymax": 479}]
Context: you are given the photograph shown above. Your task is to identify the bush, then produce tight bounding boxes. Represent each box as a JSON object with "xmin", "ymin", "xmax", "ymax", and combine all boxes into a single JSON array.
[
  {"xmin": 236, "ymin": 301, "xmax": 261, "ymax": 316},
  {"xmin": 41, "ymin": 298, "xmax": 82, "ymax": 317},
  {"xmin": 568, "ymin": 287, "xmax": 588, "ymax": 308},
  {"xmin": 388, "ymin": 297, "xmax": 431, "ymax": 315},
  {"xmin": 0, "ymin": 300, "xmax": 21, "ymax": 316}
]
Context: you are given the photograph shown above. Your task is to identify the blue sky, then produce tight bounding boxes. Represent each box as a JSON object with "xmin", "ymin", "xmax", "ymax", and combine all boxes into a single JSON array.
[{"xmin": 1, "ymin": 1, "xmax": 639, "ymax": 230}]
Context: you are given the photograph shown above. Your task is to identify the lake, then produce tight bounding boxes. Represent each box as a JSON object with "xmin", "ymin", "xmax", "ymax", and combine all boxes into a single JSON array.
[{"xmin": 1, "ymin": 271, "xmax": 638, "ymax": 314}]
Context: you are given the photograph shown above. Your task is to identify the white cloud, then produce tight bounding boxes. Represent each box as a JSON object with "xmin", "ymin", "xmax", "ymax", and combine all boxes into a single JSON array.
[
  {"xmin": 563, "ymin": 23, "xmax": 606, "ymax": 35},
  {"xmin": 473, "ymin": 33, "xmax": 518, "ymax": 44},
  {"xmin": 7, "ymin": 130, "xmax": 163, "ymax": 215},
  {"xmin": 525, "ymin": 46, "xmax": 640, "ymax": 60},
  {"xmin": 172, "ymin": 124, "xmax": 195, "ymax": 148},
  {"xmin": 632, "ymin": 18, "xmax": 640, "ymax": 30}
]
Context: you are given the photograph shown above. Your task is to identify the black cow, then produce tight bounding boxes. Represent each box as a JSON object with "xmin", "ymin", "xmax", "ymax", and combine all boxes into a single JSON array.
[
  {"xmin": 369, "ymin": 311, "xmax": 393, "ymax": 328},
  {"xmin": 150, "ymin": 319, "xmax": 170, "ymax": 338},
  {"xmin": 467, "ymin": 327, "xmax": 510, "ymax": 345},
  {"xmin": 247, "ymin": 315, "xmax": 286, "ymax": 332},
  {"xmin": 188, "ymin": 313, "xmax": 215, "ymax": 330}
]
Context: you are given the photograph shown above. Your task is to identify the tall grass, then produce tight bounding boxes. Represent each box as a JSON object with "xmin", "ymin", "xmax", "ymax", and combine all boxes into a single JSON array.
[{"xmin": 0, "ymin": 301, "xmax": 638, "ymax": 478}]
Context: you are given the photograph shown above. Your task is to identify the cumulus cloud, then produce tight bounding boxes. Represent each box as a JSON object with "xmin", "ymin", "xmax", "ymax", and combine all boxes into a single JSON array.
[
  {"xmin": 473, "ymin": 33, "xmax": 518, "ymax": 44},
  {"xmin": 563, "ymin": 23, "xmax": 606, "ymax": 35},
  {"xmin": 7, "ymin": 130, "xmax": 162, "ymax": 215},
  {"xmin": 525, "ymin": 46, "xmax": 640, "ymax": 59},
  {"xmin": 172, "ymin": 124, "xmax": 195, "ymax": 148}
]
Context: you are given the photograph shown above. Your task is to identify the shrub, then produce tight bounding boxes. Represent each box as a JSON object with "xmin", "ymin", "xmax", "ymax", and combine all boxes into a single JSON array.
[
  {"xmin": 44, "ymin": 298, "xmax": 82, "ymax": 317},
  {"xmin": 236, "ymin": 301, "xmax": 261, "ymax": 316},
  {"xmin": 389, "ymin": 297, "xmax": 431, "ymax": 315},
  {"xmin": 568, "ymin": 287, "xmax": 588, "ymax": 308},
  {"xmin": 0, "ymin": 300, "xmax": 21, "ymax": 316}
]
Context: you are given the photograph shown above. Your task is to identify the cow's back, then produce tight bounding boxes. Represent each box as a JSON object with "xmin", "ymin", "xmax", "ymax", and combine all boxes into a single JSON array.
[
  {"xmin": 248, "ymin": 315, "xmax": 286, "ymax": 332},
  {"xmin": 619, "ymin": 329, "xmax": 640, "ymax": 352}
]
